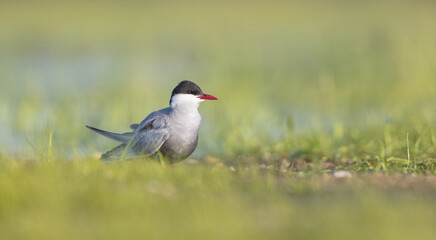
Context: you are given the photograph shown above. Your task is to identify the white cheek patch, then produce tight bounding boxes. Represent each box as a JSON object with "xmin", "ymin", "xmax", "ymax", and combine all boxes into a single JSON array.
[{"xmin": 170, "ymin": 94, "xmax": 202, "ymax": 108}]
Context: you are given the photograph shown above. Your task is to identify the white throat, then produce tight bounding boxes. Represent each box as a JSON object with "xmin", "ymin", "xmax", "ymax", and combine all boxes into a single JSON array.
[{"xmin": 168, "ymin": 94, "xmax": 203, "ymax": 146}]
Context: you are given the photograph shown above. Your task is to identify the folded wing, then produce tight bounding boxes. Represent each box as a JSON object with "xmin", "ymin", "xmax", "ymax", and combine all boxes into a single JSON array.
[
  {"xmin": 131, "ymin": 111, "xmax": 170, "ymax": 156},
  {"xmin": 88, "ymin": 110, "xmax": 170, "ymax": 159}
]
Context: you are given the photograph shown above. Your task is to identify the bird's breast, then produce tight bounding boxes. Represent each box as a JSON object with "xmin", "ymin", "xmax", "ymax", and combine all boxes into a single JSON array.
[{"xmin": 161, "ymin": 111, "xmax": 201, "ymax": 160}]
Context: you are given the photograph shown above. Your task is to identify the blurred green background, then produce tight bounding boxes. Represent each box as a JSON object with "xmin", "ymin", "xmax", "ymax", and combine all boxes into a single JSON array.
[
  {"xmin": 1, "ymin": 0, "xmax": 435, "ymax": 161},
  {"xmin": 2, "ymin": 1, "xmax": 436, "ymax": 240}
]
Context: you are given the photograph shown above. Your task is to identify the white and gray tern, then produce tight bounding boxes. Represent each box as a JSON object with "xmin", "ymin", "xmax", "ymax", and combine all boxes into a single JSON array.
[{"xmin": 86, "ymin": 81, "xmax": 218, "ymax": 162}]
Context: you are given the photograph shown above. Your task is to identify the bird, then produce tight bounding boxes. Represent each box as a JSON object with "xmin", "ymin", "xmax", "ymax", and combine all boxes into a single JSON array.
[{"xmin": 86, "ymin": 80, "xmax": 218, "ymax": 163}]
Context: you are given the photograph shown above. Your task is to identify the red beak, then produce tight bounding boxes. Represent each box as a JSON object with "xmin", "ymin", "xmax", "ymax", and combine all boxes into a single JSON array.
[{"xmin": 198, "ymin": 94, "xmax": 218, "ymax": 100}]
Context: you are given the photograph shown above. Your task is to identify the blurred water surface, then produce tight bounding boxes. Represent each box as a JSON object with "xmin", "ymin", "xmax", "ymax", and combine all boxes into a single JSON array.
[{"xmin": 0, "ymin": 0, "xmax": 435, "ymax": 158}]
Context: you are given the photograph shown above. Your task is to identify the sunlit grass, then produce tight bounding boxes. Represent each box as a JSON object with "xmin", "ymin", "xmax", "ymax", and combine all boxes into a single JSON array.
[
  {"xmin": 1, "ymin": 159, "xmax": 436, "ymax": 240},
  {"xmin": 1, "ymin": 0, "xmax": 436, "ymax": 239}
]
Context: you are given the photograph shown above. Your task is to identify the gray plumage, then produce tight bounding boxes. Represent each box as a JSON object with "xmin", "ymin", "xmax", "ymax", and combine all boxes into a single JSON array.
[{"xmin": 86, "ymin": 81, "xmax": 217, "ymax": 162}]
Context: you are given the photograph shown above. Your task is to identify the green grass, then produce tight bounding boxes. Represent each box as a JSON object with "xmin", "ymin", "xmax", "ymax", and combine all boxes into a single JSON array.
[
  {"xmin": 2, "ymin": 159, "xmax": 436, "ymax": 240},
  {"xmin": 1, "ymin": 0, "xmax": 436, "ymax": 239}
]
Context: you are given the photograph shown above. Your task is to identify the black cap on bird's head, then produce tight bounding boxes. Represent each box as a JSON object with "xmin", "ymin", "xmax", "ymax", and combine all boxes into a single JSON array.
[
  {"xmin": 170, "ymin": 80, "xmax": 218, "ymax": 105},
  {"xmin": 171, "ymin": 80, "xmax": 204, "ymax": 97}
]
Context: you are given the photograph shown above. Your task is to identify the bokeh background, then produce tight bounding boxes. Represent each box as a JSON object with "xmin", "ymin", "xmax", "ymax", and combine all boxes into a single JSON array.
[
  {"xmin": 2, "ymin": 1, "xmax": 436, "ymax": 240},
  {"xmin": 1, "ymin": 0, "xmax": 436, "ymax": 161}
]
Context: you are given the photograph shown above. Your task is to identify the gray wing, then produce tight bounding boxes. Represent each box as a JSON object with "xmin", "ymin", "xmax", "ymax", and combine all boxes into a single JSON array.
[
  {"xmin": 86, "ymin": 125, "xmax": 134, "ymax": 143},
  {"xmin": 130, "ymin": 110, "xmax": 170, "ymax": 156}
]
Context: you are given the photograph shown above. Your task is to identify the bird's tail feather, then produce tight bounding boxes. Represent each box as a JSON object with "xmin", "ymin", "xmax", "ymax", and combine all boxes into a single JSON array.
[
  {"xmin": 86, "ymin": 125, "xmax": 134, "ymax": 143},
  {"xmin": 101, "ymin": 144, "xmax": 124, "ymax": 159}
]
